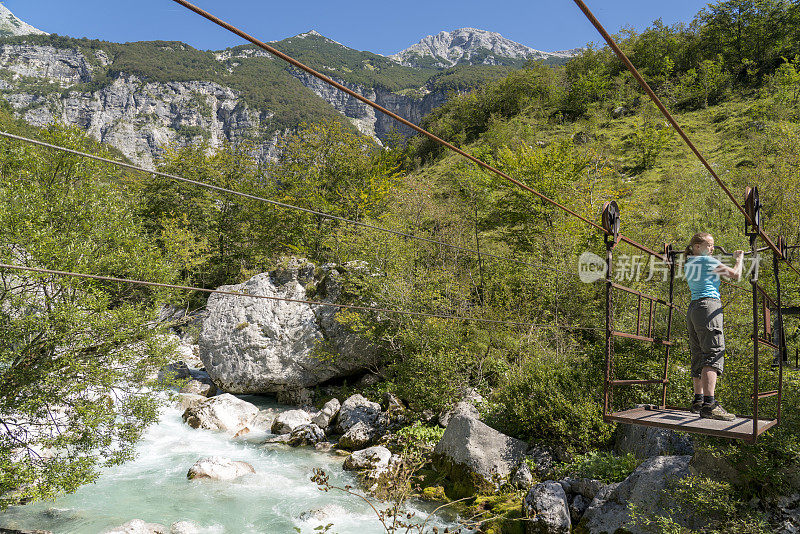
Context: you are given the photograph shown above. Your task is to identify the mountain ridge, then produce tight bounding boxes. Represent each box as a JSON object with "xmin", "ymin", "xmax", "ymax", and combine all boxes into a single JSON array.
[
  {"xmin": 0, "ymin": 4, "xmax": 47, "ymax": 36},
  {"xmin": 390, "ymin": 28, "xmax": 578, "ymax": 68}
]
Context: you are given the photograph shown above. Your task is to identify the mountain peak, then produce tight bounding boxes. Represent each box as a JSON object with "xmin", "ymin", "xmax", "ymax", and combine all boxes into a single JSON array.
[
  {"xmin": 390, "ymin": 28, "xmax": 576, "ymax": 69},
  {"xmin": 0, "ymin": 4, "xmax": 48, "ymax": 37}
]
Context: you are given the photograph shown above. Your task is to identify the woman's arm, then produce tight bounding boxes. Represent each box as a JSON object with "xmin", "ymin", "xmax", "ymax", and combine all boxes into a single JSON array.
[{"xmin": 714, "ymin": 251, "xmax": 744, "ymax": 282}]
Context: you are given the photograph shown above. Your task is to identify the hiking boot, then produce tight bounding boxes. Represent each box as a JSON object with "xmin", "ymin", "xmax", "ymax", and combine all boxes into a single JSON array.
[
  {"xmin": 690, "ymin": 399, "xmax": 703, "ymax": 414},
  {"xmin": 700, "ymin": 401, "xmax": 736, "ymax": 421}
]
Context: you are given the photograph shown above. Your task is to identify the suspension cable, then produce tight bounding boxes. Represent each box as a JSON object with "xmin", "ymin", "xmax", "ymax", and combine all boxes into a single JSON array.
[
  {"xmin": 0, "ymin": 130, "xmax": 578, "ymax": 279},
  {"xmin": 0, "ymin": 263, "xmax": 603, "ymax": 332},
  {"xmin": 169, "ymin": 0, "xmax": 666, "ymax": 262},
  {"xmin": 572, "ymin": 0, "xmax": 800, "ymax": 278}
]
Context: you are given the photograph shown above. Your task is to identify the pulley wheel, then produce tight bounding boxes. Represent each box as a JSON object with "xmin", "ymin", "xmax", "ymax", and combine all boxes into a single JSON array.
[
  {"xmin": 777, "ymin": 235, "xmax": 788, "ymax": 260},
  {"xmin": 744, "ymin": 186, "xmax": 761, "ymax": 230},
  {"xmin": 602, "ymin": 201, "xmax": 620, "ymax": 239},
  {"xmin": 663, "ymin": 243, "xmax": 674, "ymax": 264}
]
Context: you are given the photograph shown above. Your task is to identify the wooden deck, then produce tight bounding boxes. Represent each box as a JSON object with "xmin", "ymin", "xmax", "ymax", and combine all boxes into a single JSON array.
[{"xmin": 606, "ymin": 406, "xmax": 778, "ymax": 441}]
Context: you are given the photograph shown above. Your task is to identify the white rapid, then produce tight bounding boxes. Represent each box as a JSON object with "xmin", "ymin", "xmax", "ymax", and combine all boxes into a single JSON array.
[{"xmin": 0, "ymin": 396, "xmax": 459, "ymax": 534}]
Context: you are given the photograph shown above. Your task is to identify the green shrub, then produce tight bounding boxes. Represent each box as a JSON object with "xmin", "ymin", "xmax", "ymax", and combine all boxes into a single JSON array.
[
  {"xmin": 486, "ymin": 352, "xmax": 614, "ymax": 451},
  {"xmin": 553, "ymin": 451, "xmax": 640, "ymax": 484},
  {"xmin": 389, "ymin": 422, "xmax": 445, "ymax": 457}
]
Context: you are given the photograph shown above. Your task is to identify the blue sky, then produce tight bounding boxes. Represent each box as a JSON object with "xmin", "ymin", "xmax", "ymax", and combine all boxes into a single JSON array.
[{"xmin": 6, "ymin": 1, "xmax": 711, "ymax": 54}]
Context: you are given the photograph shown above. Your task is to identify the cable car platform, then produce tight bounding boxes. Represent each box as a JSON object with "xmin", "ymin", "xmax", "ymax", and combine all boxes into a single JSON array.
[{"xmin": 606, "ymin": 405, "xmax": 778, "ymax": 441}]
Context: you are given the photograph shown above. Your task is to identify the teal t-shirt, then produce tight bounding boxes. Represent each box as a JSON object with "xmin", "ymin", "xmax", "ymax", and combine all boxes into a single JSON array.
[{"xmin": 685, "ymin": 255, "xmax": 722, "ymax": 300}]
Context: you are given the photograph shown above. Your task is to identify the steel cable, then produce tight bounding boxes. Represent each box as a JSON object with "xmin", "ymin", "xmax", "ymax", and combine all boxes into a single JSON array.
[
  {"xmin": 0, "ymin": 130, "xmax": 579, "ymax": 279},
  {"xmin": 169, "ymin": 0, "xmax": 667, "ymax": 262},
  {"xmin": 572, "ymin": 0, "xmax": 800, "ymax": 278},
  {"xmin": 0, "ymin": 263, "xmax": 603, "ymax": 332}
]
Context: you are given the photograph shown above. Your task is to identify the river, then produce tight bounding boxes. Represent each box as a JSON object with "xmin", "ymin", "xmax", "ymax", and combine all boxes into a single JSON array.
[{"xmin": 0, "ymin": 396, "xmax": 460, "ymax": 533}]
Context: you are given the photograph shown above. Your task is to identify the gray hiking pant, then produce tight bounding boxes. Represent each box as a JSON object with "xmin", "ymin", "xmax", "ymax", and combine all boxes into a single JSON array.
[{"xmin": 687, "ymin": 297, "xmax": 725, "ymax": 377}]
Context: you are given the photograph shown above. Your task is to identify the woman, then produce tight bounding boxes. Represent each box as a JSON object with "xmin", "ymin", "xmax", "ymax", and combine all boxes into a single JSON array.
[{"xmin": 684, "ymin": 232, "xmax": 744, "ymax": 421}]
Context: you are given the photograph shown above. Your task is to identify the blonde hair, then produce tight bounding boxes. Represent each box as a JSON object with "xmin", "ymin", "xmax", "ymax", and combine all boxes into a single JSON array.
[{"xmin": 685, "ymin": 232, "xmax": 713, "ymax": 257}]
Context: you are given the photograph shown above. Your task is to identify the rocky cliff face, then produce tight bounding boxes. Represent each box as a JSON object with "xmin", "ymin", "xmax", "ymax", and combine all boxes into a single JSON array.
[
  {"xmin": 0, "ymin": 43, "xmax": 283, "ymax": 167},
  {"xmin": 0, "ymin": 41, "xmax": 448, "ymax": 166},
  {"xmin": 291, "ymin": 71, "xmax": 447, "ymax": 141},
  {"xmin": 391, "ymin": 28, "xmax": 576, "ymax": 68}
]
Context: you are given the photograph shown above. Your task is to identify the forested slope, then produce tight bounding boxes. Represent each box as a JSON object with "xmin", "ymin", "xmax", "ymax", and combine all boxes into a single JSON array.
[{"xmin": 3, "ymin": 1, "xmax": 800, "ymax": 531}]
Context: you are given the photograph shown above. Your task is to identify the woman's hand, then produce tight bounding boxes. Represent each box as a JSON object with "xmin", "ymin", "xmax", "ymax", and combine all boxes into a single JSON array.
[{"xmin": 715, "ymin": 251, "xmax": 745, "ymax": 282}]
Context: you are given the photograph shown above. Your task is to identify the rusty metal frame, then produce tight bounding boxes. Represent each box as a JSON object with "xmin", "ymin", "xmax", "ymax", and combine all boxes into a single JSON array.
[{"xmin": 602, "ymin": 193, "xmax": 788, "ymax": 443}]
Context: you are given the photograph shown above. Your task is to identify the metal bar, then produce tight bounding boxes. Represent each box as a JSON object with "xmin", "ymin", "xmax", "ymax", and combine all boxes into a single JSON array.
[
  {"xmin": 619, "ymin": 235, "xmax": 667, "ymax": 261},
  {"xmin": 662, "ymin": 255, "xmax": 676, "ymax": 407},
  {"xmin": 0, "ymin": 133, "xmax": 578, "ymax": 279},
  {"xmin": 0, "ymin": 264, "xmax": 601, "ymax": 331},
  {"xmin": 765, "ymin": 302, "xmax": 772, "ymax": 337},
  {"xmin": 604, "ymin": 238, "xmax": 615, "ymax": 418},
  {"xmin": 774, "ymin": 253, "xmax": 785, "ymax": 424},
  {"xmin": 612, "ymin": 331, "xmax": 673, "ymax": 345},
  {"xmin": 754, "ymin": 283, "xmax": 778, "ymax": 307},
  {"xmin": 171, "ymin": 0, "xmax": 617, "ymax": 239},
  {"xmin": 609, "ymin": 379, "xmax": 669, "ymax": 386},
  {"xmin": 610, "ymin": 283, "xmax": 675, "ymax": 307},
  {"xmin": 754, "ymin": 337, "xmax": 780, "ymax": 350},
  {"xmin": 751, "ymin": 237, "xmax": 760, "ymax": 442},
  {"xmin": 648, "ymin": 299, "xmax": 654, "ymax": 337},
  {"xmin": 750, "ymin": 390, "xmax": 779, "ymax": 400},
  {"xmin": 569, "ymin": 0, "xmax": 795, "ymax": 270},
  {"xmin": 636, "ymin": 294, "xmax": 642, "ymax": 336}
]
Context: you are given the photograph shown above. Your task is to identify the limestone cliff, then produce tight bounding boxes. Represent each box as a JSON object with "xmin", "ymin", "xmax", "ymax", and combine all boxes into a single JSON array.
[
  {"xmin": 0, "ymin": 40, "xmax": 449, "ymax": 166},
  {"xmin": 290, "ymin": 71, "xmax": 447, "ymax": 141}
]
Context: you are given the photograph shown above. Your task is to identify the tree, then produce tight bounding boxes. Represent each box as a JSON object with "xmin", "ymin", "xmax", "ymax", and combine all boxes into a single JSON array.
[
  {"xmin": 141, "ymin": 141, "xmax": 280, "ymax": 290},
  {"xmin": 269, "ymin": 119, "xmax": 402, "ymax": 259},
  {"xmin": 0, "ymin": 123, "xmax": 177, "ymax": 507}
]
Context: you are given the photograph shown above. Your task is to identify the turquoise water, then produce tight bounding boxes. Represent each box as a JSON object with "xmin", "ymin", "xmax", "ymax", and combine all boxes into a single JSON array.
[{"xmin": 0, "ymin": 397, "xmax": 459, "ymax": 533}]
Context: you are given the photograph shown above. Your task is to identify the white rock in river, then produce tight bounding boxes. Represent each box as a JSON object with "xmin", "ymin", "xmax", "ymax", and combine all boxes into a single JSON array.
[
  {"xmin": 311, "ymin": 398, "xmax": 341, "ymax": 430},
  {"xmin": 169, "ymin": 521, "xmax": 201, "ymax": 534},
  {"xmin": 523, "ymin": 481, "xmax": 571, "ymax": 534},
  {"xmin": 102, "ymin": 519, "xmax": 167, "ymax": 533},
  {"xmin": 334, "ymin": 394, "xmax": 382, "ymax": 434},
  {"xmin": 186, "ymin": 456, "xmax": 255, "ymax": 481},
  {"xmin": 343, "ymin": 446, "xmax": 392, "ymax": 471},
  {"xmin": 338, "ymin": 421, "xmax": 377, "ymax": 450},
  {"xmin": 270, "ymin": 409, "xmax": 312, "ymax": 435},
  {"xmin": 198, "ymin": 260, "xmax": 379, "ymax": 394},
  {"xmin": 181, "ymin": 393, "xmax": 258, "ymax": 435}
]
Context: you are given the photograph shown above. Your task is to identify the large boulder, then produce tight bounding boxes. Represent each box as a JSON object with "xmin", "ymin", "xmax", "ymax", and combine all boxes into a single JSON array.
[
  {"xmin": 270, "ymin": 409, "xmax": 312, "ymax": 435},
  {"xmin": 198, "ymin": 259, "xmax": 379, "ymax": 394},
  {"xmin": 338, "ymin": 421, "xmax": 377, "ymax": 450},
  {"xmin": 186, "ymin": 456, "xmax": 255, "ymax": 481},
  {"xmin": 179, "ymin": 378, "xmax": 216, "ymax": 397},
  {"xmin": 181, "ymin": 393, "xmax": 258, "ymax": 435},
  {"xmin": 343, "ymin": 446, "xmax": 392, "ymax": 471},
  {"xmin": 311, "ymin": 398, "xmax": 341, "ymax": 430},
  {"xmin": 523, "ymin": 481, "xmax": 571, "ymax": 534},
  {"xmin": 581, "ymin": 455, "xmax": 693, "ymax": 534},
  {"xmin": 334, "ymin": 394, "xmax": 382, "ymax": 434},
  {"xmin": 175, "ymin": 393, "xmax": 207, "ymax": 412},
  {"xmin": 615, "ymin": 423, "xmax": 693, "ymax": 459},
  {"xmin": 439, "ymin": 400, "xmax": 480, "ymax": 428},
  {"xmin": 287, "ymin": 423, "xmax": 325, "ymax": 447},
  {"xmin": 433, "ymin": 414, "xmax": 528, "ymax": 497}
]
